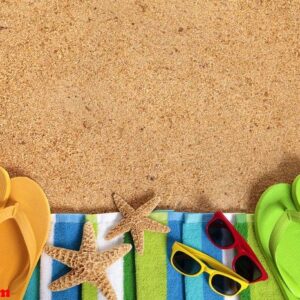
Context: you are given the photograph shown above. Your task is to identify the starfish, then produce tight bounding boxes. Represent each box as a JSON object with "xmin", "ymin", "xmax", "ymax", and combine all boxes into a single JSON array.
[
  {"xmin": 106, "ymin": 193, "xmax": 170, "ymax": 254},
  {"xmin": 44, "ymin": 222, "xmax": 132, "ymax": 300}
]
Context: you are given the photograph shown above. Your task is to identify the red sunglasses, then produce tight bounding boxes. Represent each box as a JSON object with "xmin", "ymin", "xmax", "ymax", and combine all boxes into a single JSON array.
[{"xmin": 206, "ymin": 211, "xmax": 268, "ymax": 283}]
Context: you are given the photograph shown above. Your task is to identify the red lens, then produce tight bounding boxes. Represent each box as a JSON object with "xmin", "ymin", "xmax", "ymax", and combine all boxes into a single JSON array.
[
  {"xmin": 235, "ymin": 255, "xmax": 262, "ymax": 282},
  {"xmin": 208, "ymin": 219, "xmax": 235, "ymax": 248}
]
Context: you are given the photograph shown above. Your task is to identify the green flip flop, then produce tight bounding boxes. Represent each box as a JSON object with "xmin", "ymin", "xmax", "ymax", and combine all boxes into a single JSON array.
[
  {"xmin": 255, "ymin": 177, "xmax": 300, "ymax": 300},
  {"xmin": 292, "ymin": 175, "xmax": 300, "ymax": 210}
]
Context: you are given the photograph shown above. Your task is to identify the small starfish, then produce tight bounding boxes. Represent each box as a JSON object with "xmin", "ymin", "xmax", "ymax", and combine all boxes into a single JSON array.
[
  {"xmin": 44, "ymin": 222, "xmax": 132, "ymax": 300},
  {"xmin": 106, "ymin": 193, "xmax": 170, "ymax": 254}
]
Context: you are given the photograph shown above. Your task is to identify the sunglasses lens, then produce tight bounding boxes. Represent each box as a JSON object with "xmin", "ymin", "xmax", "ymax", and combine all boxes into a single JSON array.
[
  {"xmin": 208, "ymin": 219, "xmax": 234, "ymax": 247},
  {"xmin": 172, "ymin": 251, "xmax": 202, "ymax": 275},
  {"xmin": 211, "ymin": 274, "xmax": 242, "ymax": 296},
  {"xmin": 235, "ymin": 255, "xmax": 262, "ymax": 282}
]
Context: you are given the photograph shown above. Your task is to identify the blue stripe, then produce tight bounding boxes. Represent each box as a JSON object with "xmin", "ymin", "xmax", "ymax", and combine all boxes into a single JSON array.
[
  {"xmin": 24, "ymin": 263, "xmax": 40, "ymax": 300},
  {"xmin": 52, "ymin": 214, "xmax": 85, "ymax": 300},
  {"xmin": 201, "ymin": 214, "xmax": 223, "ymax": 300},
  {"xmin": 167, "ymin": 212, "xmax": 185, "ymax": 300},
  {"xmin": 182, "ymin": 213, "xmax": 203, "ymax": 300}
]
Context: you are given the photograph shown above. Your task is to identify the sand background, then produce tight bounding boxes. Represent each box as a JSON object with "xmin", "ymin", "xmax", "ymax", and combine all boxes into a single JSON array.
[{"xmin": 0, "ymin": 0, "xmax": 299, "ymax": 213}]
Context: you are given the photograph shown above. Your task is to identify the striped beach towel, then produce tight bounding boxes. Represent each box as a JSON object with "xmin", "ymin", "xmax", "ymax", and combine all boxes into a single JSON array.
[{"xmin": 23, "ymin": 212, "xmax": 283, "ymax": 299}]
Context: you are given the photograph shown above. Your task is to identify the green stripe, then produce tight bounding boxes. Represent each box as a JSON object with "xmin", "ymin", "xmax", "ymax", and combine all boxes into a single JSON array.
[
  {"xmin": 135, "ymin": 212, "xmax": 168, "ymax": 300},
  {"xmin": 82, "ymin": 215, "xmax": 98, "ymax": 300},
  {"xmin": 246, "ymin": 215, "xmax": 283, "ymax": 300},
  {"xmin": 235, "ymin": 214, "xmax": 251, "ymax": 300},
  {"xmin": 124, "ymin": 232, "xmax": 136, "ymax": 300}
]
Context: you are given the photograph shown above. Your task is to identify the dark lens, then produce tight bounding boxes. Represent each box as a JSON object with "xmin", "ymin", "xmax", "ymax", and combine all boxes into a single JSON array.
[
  {"xmin": 235, "ymin": 255, "xmax": 262, "ymax": 282},
  {"xmin": 211, "ymin": 274, "xmax": 241, "ymax": 296},
  {"xmin": 172, "ymin": 251, "xmax": 202, "ymax": 275},
  {"xmin": 208, "ymin": 219, "xmax": 235, "ymax": 247}
]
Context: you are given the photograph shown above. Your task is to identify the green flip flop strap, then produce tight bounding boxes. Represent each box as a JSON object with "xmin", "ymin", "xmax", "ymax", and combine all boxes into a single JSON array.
[
  {"xmin": 269, "ymin": 210, "xmax": 300, "ymax": 297},
  {"xmin": 269, "ymin": 210, "xmax": 300, "ymax": 258}
]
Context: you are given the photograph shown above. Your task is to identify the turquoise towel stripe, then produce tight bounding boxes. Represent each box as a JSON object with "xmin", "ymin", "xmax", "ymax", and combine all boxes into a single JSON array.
[
  {"xmin": 185, "ymin": 213, "xmax": 202, "ymax": 223},
  {"xmin": 201, "ymin": 214, "xmax": 224, "ymax": 300},
  {"xmin": 52, "ymin": 214, "xmax": 84, "ymax": 300},
  {"xmin": 24, "ymin": 262, "xmax": 40, "ymax": 300},
  {"xmin": 167, "ymin": 212, "xmax": 185, "ymax": 300},
  {"xmin": 182, "ymin": 213, "xmax": 203, "ymax": 300}
]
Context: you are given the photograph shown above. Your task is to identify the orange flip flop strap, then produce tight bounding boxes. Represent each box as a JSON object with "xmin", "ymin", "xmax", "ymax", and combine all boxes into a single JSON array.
[{"xmin": 0, "ymin": 203, "xmax": 37, "ymax": 293}]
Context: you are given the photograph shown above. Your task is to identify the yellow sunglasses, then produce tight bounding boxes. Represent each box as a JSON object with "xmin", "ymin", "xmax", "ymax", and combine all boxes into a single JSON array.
[{"xmin": 171, "ymin": 242, "xmax": 249, "ymax": 297}]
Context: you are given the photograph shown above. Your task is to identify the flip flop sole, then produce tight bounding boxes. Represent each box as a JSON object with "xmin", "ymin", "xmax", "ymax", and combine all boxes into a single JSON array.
[
  {"xmin": 0, "ymin": 167, "xmax": 11, "ymax": 207},
  {"xmin": 292, "ymin": 175, "xmax": 300, "ymax": 210},
  {"xmin": 6, "ymin": 177, "xmax": 50, "ymax": 299},
  {"xmin": 255, "ymin": 183, "xmax": 297, "ymax": 300}
]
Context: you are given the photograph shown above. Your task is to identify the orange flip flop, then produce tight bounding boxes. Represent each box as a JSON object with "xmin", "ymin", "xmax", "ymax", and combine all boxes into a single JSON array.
[
  {"xmin": 0, "ymin": 175, "xmax": 50, "ymax": 300},
  {"xmin": 0, "ymin": 167, "xmax": 11, "ymax": 208}
]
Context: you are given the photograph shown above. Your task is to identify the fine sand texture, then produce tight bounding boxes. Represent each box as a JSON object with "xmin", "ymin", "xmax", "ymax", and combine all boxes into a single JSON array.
[{"xmin": 0, "ymin": 0, "xmax": 299, "ymax": 213}]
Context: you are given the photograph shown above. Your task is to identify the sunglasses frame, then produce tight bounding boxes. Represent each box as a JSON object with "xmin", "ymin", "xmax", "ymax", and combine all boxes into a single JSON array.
[
  {"xmin": 206, "ymin": 211, "xmax": 268, "ymax": 282},
  {"xmin": 171, "ymin": 242, "xmax": 248, "ymax": 297}
]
